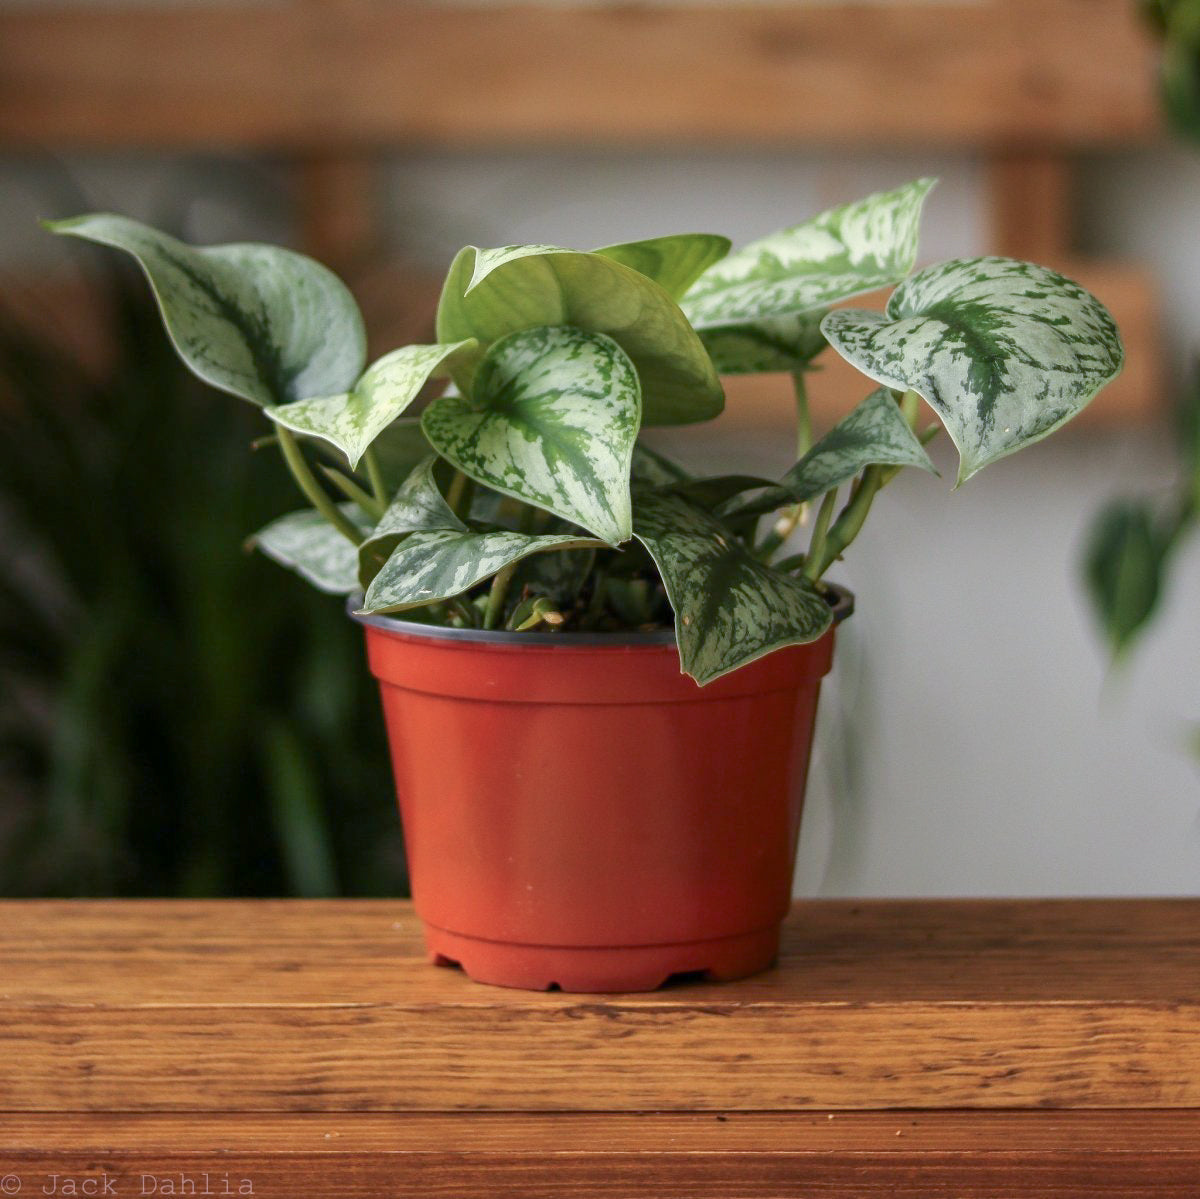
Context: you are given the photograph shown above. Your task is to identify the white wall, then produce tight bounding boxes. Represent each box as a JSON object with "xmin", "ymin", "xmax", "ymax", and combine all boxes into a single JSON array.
[{"xmin": 2, "ymin": 148, "xmax": 1197, "ymax": 896}]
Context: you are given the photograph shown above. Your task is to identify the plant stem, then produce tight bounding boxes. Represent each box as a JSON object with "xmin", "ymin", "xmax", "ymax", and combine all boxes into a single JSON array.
[
  {"xmin": 803, "ymin": 487, "xmax": 839, "ymax": 577},
  {"xmin": 446, "ymin": 470, "xmax": 475, "ymax": 522},
  {"xmin": 792, "ymin": 370, "xmax": 812, "ymax": 459},
  {"xmin": 363, "ymin": 446, "xmax": 388, "ymax": 509},
  {"xmin": 277, "ymin": 426, "xmax": 364, "ymax": 545},
  {"xmin": 804, "ymin": 465, "xmax": 884, "ymax": 581},
  {"xmin": 319, "ymin": 465, "xmax": 385, "ymax": 520},
  {"xmin": 483, "ymin": 562, "xmax": 518, "ymax": 630}
]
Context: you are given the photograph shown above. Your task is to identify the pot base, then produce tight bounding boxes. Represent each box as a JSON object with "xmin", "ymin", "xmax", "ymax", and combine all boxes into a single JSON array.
[{"xmin": 424, "ymin": 922, "xmax": 781, "ymax": 993}]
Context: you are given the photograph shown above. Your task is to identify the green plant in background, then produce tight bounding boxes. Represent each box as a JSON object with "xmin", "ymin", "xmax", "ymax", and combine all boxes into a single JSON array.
[
  {"xmin": 0, "ymin": 258, "xmax": 401, "ymax": 897},
  {"xmin": 48, "ymin": 178, "xmax": 1123, "ymax": 688},
  {"xmin": 1083, "ymin": 2, "xmax": 1200, "ymax": 713},
  {"xmin": 1085, "ymin": 369, "xmax": 1200, "ymax": 658},
  {"xmin": 1143, "ymin": 0, "xmax": 1200, "ymax": 143}
]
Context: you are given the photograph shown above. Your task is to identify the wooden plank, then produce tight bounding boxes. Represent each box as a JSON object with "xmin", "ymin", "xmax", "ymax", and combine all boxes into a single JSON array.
[
  {"xmin": 3, "ymin": 1112, "xmax": 1200, "ymax": 1199},
  {"xmin": 0, "ymin": 2, "xmax": 1162, "ymax": 151},
  {"xmin": 1, "ymin": 899, "xmax": 1198, "ymax": 1113}
]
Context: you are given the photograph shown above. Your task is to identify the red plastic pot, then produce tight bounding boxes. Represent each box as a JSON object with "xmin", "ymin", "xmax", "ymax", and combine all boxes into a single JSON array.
[{"xmin": 353, "ymin": 589, "xmax": 851, "ymax": 993}]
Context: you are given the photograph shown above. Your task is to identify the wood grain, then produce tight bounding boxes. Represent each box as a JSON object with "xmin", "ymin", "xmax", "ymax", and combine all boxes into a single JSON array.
[
  {"xmin": 2, "ymin": 900, "xmax": 1198, "ymax": 1113},
  {"xmin": 4, "ymin": 1112, "xmax": 1200, "ymax": 1199},
  {"xmin": 0, "ymin": 2, "xmax": 1162, "ymax": 151}
]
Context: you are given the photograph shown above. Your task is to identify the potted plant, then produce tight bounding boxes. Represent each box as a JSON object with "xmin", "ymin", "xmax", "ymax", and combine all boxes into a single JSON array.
[{"xmin": 47, "ymin": 178, "xmax": 1123, "ymax": 991}]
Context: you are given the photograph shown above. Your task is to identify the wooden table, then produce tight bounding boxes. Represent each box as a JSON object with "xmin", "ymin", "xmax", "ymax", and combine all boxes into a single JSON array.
[{"xmin": 2, "ymin": 899, "xmax": 1198, "ymax": 1196}]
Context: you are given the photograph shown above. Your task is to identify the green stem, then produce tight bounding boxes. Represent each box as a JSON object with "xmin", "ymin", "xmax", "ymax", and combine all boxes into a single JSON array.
[
  {"xmin": 320, "ymin": 465, "xmax": 385, "ymax": 521},
  {"xmin": 277, "ymin": 426, "xmax": 364, "ymax": 545},
  {"xmin": 804, "ymin": 465, "xmax": 885, "ymax": 582},
  {"xmin": 483, "ymin": 562, "xmax": 518, "ymax": 630},
  {"xmin": 792, "ymin": 370, "xmax": 812, "ymax": 459},
  {"xmin": 363, "ymin": 446, "xmax": 388, "ymax": 509},
  {"xmin": 446, "ymin": 470, "xmax": 475, "ymax": 522},
  {"xmin": 803, "ymin": 487, "xmax": 839, "ymax": 577}
]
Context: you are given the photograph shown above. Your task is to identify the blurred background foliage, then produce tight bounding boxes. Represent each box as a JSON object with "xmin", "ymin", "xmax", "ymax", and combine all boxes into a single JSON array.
[
  {"xmin": 0, "ymin": 211, "xmax": 405, "ymax": 897},
  {"xmin": 1085, "ymin": 3, "xmax": 1200, "ymax": 677}
]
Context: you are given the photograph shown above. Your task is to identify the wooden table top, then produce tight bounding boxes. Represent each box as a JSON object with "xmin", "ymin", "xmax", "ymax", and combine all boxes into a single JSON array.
[{"xmin": 2, "ymin": 898, "xmax": 1198, "ymax": 1197}]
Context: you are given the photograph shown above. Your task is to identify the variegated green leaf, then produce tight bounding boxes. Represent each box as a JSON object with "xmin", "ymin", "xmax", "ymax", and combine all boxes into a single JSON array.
[
  {"xmin": 266, "ymin": 340, "xmax": 475, "ymax": 468},
  {"xmin": 357, "ymin": 456, "xmax": 465, "ymax": 588},
  {"xmin": 820, "ymin": 257, "xmax": 1125, "ymax": 483},
  {"xmin": 722, "ymin": 387, "xmax": 937, "ymax": 520},
  {"xmin": 361, "ymin": 529, "xmax": 603, "ymax": 613},
  {"xmin": 633, "ymin": 493, "xmax": 833, "ymax": 685},
  {"xmin": 681, "ymin": 178, "xmax": 935, "ymax": 330},
  {"xmin": 421, "ymin": 325, "xmax": 640, "ymax": 546},
  {"xmin": 46, "ymin": 214, "xmax": 366, "ymax": 406},
  {"xmin": 436, "ymin": 243, "xmax": 723, "ymax": 425},
  {"xmin": 631, "ymin": 442, "xmax": 692, "ymax": 488},
  {"xmin": 699, "ymin": 312, "xmax": 827, "ymax": 375},
  {"xmin": 250, "ymin": 505, "xmax": 373, "ymax": 594},
  {"xmin": 595, "ymin": 233, "xmax": 731, "ymax": 299}
]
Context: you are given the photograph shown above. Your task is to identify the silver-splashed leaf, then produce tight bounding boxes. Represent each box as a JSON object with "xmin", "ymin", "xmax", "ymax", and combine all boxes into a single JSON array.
[
  {"xmin": 595, "ymin": 233, "xmax": 731, "ymax": 299},
  {"xmin": 357, "ymin": 456, "xmax": 465, "ymax": 589},
  {"xmin": 421, "ymin": 325, "xmax": 641, "ymax": 546},
  {"xmin": 681, "ymin": 178, "xmax": 935, "ymax": 330},
  {"xmin": 266, "ymin": 340, "xmax": 476, "ymax": 468},
  {"xmin": 699, "ymin": 311, "xmax": 828, "ymax": 374},
  {"xmin": 820, "ymin": 257, "xmax": 1124, "ymax": 483},
  {"xmin": 46, "ymin": 214, "xmax": 366, "ymax": 406},
  {"xmin": 631, "ymin": 442, "xmax": 692, "ymax": 488},
  {"xmin": 436, "ymin": 243, "xmax": 723, "ymax": 425},
  {"xmin": 250, "ymin": 505, "xmax": 373, "ymax": 594},
  {"xmin": 633, "ymin": 492, "xmax": 833, "ymax": 685},
  {"xmin": 722, "ymin": 387, "xmax": 937, "ymax": 521},
  {"xmin": 361, "ymin": 529, "xmax": 604, "ymax": 613}
]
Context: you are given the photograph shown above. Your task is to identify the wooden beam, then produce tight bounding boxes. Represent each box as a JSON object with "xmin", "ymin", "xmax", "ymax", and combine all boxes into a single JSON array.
[
  {"xmin": 988, "ymin": 153, "xmax": 1076, "ymax": 262},
  {"xmin": 0, "ymin": 2, "xmax": 1163, "ymax": 151}
]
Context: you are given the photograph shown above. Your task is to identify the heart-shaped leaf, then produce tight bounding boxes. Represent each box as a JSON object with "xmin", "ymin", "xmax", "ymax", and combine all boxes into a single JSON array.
[
  {"xmin": 361, "ymin": 529, "xmax": 604, "ymax": 613},
  {"xmin": 266, "ymin": 340, "xmax": 475, "ymax": 468},
  {"xmin": 699, "ymin": 312, "xmax": 828, "ymax": 375},
  {"xmin": 436, "ymin": 243, "xmax": 723, "ymax": 425},
  {"xmin": 633, "ymin": 493, "xmax": 833, "ymax": 685},
  {"xmin": 721, "ymin": 387, "xmax": 937, "ymax": 520},
  {"xmin": 421, "ymin": 325, "xmax": 641, "ymax": 546},
  {"xmin": 820, "ymin": 257, "xmax": 1125, "ymax": 482},
  {"xmin": 681, "ymin": 178, "xmax": 935, "ymax": 330},
  {"xmin": 250, "ymin": 505, "xmax": 373, "ymax": 594},
  {"xmin": 357, "ymin": 456, "xmax": 466, "ymax": 588},
  {"xmin": 595, "ymin": 233, "xmax": 731, "ymax": 299},
  {"xmin": 46, "ymin": 214, "xmax": 366, "ymax": 406}
]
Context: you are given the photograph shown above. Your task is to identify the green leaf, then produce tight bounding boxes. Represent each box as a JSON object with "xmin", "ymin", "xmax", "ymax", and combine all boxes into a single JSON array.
[
  {"xmin": 699, "ymin": 311, "xmax": 828, "ymax": 374},
  {"xmin": 821, "ymin": 257, "xmax": 1125, "ymax": 483},
  {"xmin": 681, "ymin": 178, "xmax": 935, "ymax": 330},
  {"xmin": 1083, "ymin": 498, "xmax": 1171, "ymax": 659},
  {"xmin": 249, "ymin": 505, "xmax": 373, "ymax": 594},
  {"xmin": 357, "ymin": 456, "xmax": 465, "ymax": 588},
  {"xmin": 595, "ymin": 233, "xmax": 731, "ymax": 299},
  {"xmin": 46, "ymin": 214, "xmax": 366, "ymax": 406},
  {"xmin": 435, "ymin": 243, "xmax": 723, "ymax": 425},
  {"xmin": 266, "ymin": 340, "xmax": 475, "ymax": 468},
  {"xmin": 421, "ymin": 325, "xmax": 641, "ymax": 545},
  {"xmin": 364, "ymin": 418, "xmax": 438, "ymax": 492},
  {"xmin": 721, "ymin": 387, "xmax": 938, "ymax": 520},
  {"xmin": 631, "ymin": 442, "xmax": 692, "ymax": 488},
  {"xmin": 361, "ymin": 529, "xmax": 604, "ymax": 614},
  {"xmin": 633, "ymin": 493, "xmax": 833, "ymax": 685}
]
